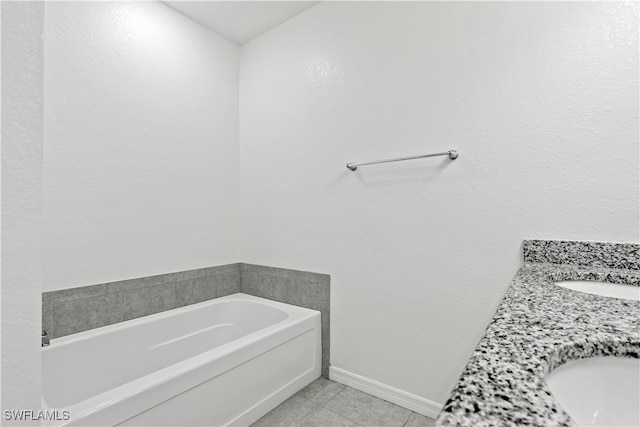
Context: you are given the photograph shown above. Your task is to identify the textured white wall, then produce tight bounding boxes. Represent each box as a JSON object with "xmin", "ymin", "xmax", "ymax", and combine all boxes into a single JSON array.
[
  {"xmin": 1, "ymin": 1, "xmax": 44, "ymax": 420},
  {"xmin": 239, "ymin": 2, "xmax": 639, "ymax": 405},
  {"xmin": 43, "ymin": 2, "xmax": 239, "ymax": 291}
]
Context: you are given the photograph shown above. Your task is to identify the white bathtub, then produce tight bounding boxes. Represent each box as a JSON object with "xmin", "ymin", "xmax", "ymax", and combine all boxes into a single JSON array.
[{"xmin": 42, "ymin": 293, "xmax": 321, "ymax": 427}]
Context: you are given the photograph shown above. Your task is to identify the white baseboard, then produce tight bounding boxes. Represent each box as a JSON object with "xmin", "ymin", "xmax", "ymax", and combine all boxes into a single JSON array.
[{"xmin": 328, "ymin": 366, "xmax": 443, "ymax": 419}]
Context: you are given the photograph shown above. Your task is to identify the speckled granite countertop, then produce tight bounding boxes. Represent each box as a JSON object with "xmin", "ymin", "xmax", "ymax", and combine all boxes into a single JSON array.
[{"xmin": 436, "ymin": 240, "xmax": 640, "ymax": 427}]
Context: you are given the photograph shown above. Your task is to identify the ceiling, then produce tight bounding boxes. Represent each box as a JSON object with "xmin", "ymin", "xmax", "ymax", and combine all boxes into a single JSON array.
[{"xmin": 162, "ymin": 1, "xmax": 321, "ymax": 45}]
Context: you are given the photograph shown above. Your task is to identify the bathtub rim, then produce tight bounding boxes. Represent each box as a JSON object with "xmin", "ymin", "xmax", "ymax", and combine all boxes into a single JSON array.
[{"xmin": 43, "ymin": 292, "xmax": 315, "ymax": 348}]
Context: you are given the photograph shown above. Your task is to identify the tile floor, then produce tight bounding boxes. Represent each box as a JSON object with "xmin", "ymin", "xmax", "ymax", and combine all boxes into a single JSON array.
[{"xmin": 251, "ymin": 378, "xmax": 436, "ymax": 427}]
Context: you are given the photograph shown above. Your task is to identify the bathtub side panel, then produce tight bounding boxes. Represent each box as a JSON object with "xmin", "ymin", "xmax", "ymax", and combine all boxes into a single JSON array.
[{"xmin": 117, "ymin": 319, "xmax": 321, "ymax": 427}]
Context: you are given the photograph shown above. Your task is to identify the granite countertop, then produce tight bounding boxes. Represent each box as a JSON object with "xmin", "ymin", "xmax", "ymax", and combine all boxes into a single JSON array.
[{"xmin": 436, "ymin": 240, "xmax": 640, "ymax": 427}]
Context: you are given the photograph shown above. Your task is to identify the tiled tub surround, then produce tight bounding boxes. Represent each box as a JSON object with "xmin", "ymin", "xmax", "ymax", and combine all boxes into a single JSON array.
[
  {"xmin": 42, "ymin": 263, "xmax": 331, "ymax": 376},
  {"xmin": 42, "ymin": 264, "xmax": 241, "ymax": 338},
  {"xmin": 242, "ymin": 264, "xmax": 331, "ymax": 378},
  {"xmin": 436, "ymin": 240, "xmax": 640, "ymax": 427}
]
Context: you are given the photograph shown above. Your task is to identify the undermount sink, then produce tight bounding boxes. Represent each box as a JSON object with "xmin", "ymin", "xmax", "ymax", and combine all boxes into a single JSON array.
[
  {"xmin": 554, "ymin": 280, "xmax": 639, "ymax": 301},
  {"xmin": 545, "ymin": 356, "xmax": 640, "ymax": 426}
]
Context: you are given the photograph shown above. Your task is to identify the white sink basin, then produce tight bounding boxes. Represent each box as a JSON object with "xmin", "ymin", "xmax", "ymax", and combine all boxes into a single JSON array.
[
  {"xmin": 545, "ymin": 356, "xmax": 640, "ymax": 426},
  {"xmin": 554, "ymin": 280, "xmax": 639, "ymax": 301}
]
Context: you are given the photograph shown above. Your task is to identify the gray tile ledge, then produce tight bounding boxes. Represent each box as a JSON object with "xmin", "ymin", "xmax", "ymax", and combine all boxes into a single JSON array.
[
  {"xmin": 43, "ymin": 283, "xmax": 107, "ymax": 304},
  {"xmin": 53, "ymin": 293, "xmax": 123, "ymax": 338},
  {"xmin": 175, "ymin": 276, "xmax": 218, "ymax": 308},
  {"xmin": 241, "ymin": 263, "xmax": 330, "ymax": 281},
  {"xmin": 44, "ymin": 264, "xmax": 242, "ymax": 303},
  {"xmin": 107, "ymin": 274, "xmax": 164, "ymax": 293},
  {"xmin": 122, "ymin": 282, "xmax": 175, "ymax": 321},
  {"xmin": 207, "ymin": 263, "xmax": 241, "ymax": 276},
  {"xmin": 239, "ymin": 262, "xmax": 330, "ymax": 377},
  {"xmin": 42, "ymin": 292, "xmax": 53, "ymax": 307},
  {"xmin": 162, "ymin": 267, "xmax": 209, "ymax": 283}
]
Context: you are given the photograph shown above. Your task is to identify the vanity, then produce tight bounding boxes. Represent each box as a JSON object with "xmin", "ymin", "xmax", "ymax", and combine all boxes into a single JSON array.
[{"xmin": 436, "ymin": 239, "xmax": 639, "ymax": 427}]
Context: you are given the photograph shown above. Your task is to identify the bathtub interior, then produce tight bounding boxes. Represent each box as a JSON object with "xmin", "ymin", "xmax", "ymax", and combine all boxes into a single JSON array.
[{"xmin": 42, "ymin": 296, "xmax": 298, "ymax": 409}]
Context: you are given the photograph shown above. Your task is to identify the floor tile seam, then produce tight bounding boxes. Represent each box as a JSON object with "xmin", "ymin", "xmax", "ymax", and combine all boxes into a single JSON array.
[
  {"xmin": 297, "ymin": 402, "xmax": 324, "ymax": 425},
  {"xmin": 324, "ymin": 388, "xmax": 413, "ymax": 427},
  {"xmin": 401, "ymin": 412, "xmax": 413, "ymax": 427},
  {"xmin": 399, "ymin": 410, "xmax": 414, "ymax": 427},
  {"xmin": 292, "ymin": 392, "xmax": 315, "ymax": 405},
  {"xmin": 321, "ymin": 384, "xmax": 349, "ymax": 408},
  {"xmin": 320, "ymin": 400, "xmax": 366, "ymax": 426},
  {"xmin": 312, "ymin": 404, "xmax": 362, "ymax": 426},
  {"xmin": 315, "ymin": 391, "xmax": 346, "ymax": 409}
]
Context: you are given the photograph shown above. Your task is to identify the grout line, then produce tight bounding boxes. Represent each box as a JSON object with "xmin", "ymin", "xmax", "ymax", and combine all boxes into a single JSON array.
[
  {"xmin": 320, "ymin": 405, "xmax": 361, "ymax": 425},
  {"xmin": 119, "ymin": 291, "xmax": 124, "ymax": 323},
  {"xmin": 297, "ymin": 401, "xmax": 323, "ymax": 425},
  {"xmin": 319, "ymin": 386, "xmax": 369, "ymax": 426},
  {"xmin": 208, "ymin": 269, "xmax": 241, "ymax": 277},
  {"xmin": 321, "ymin": 383, "xmax": 347, "ymax": 408},
  {"xmin": 48, "ymin": 288, "xmax": 108, "ymax": 305},
  {"xmin": 324, "ymin": 382, "xmax": 416, "ymax": 427},
  {"xmin": 401, "ymin": 411, "xmax": 413, "ymax": 427}
]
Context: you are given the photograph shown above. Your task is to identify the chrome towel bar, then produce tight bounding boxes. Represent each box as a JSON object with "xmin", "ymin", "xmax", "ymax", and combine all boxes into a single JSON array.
[{"xmin": 346, "ymin": 150, "xmax": 458, "ymax": 171}]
